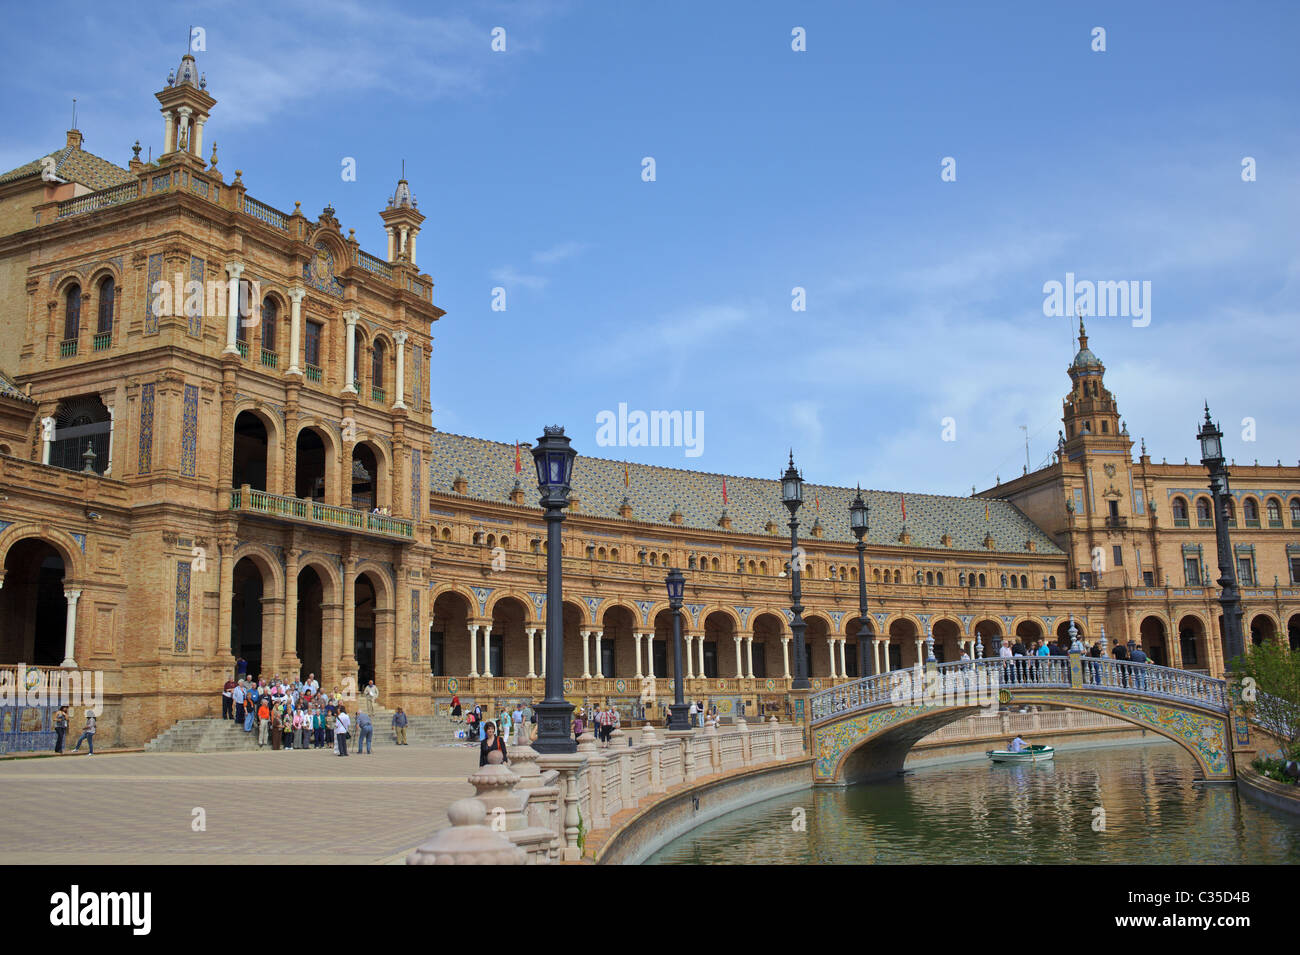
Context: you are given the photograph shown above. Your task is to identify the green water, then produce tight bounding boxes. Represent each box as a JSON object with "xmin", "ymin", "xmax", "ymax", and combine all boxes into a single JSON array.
[{"xmin": 646, "ymin": 743, "xmax": 1300, "ymax": 864}]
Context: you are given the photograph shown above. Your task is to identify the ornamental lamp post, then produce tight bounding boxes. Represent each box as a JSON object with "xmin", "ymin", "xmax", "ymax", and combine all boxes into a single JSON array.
[
  {"xmin": 782, "ymin": 452, "xmax": 810, "ymax": 690},
  {"xmin": 531, "ymin": 425, "xmax": 578, "ymax": 754},
  {"xmin": 665, "ymin": 568, "xmax": 692, "ymax": 730},
  {"xmin": 849, "ymin": 486, "xmax": 874, "ymax": 677},
  {"xmin": 1198, "ymin": 405, "xmax": 1245, "ymax": 669}
]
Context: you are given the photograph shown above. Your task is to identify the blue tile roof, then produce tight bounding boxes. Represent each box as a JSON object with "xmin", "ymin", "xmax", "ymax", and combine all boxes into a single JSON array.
[{"xmin": 427, "ymin": 431, "xmax": 1062, "ymax": 556}]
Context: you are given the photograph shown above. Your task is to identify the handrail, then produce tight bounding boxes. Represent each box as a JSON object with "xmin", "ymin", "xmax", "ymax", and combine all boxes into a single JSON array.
[
  {"xmin": 809, "ymin": 656, "xmax": 1229, "ymax": 725},
  {"xmin": 242, "ymin": 195, "xmax": 289, "ymax": 231},
  {"xmin": 355, "ymin": 249, "xmax": 393, "ymax": 281},
  {"xmin": 231, "ymin": 487, "xmax": 414, "ymax": 539},
  {"xmin": 56, "ymin": 181, "xmax": 141, "ymax": 219}
]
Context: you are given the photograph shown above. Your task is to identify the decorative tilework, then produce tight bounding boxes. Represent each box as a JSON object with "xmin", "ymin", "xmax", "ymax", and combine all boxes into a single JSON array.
[
  {"xmin": 583, "ymin": 596, "xmax": 604, "ymax": 619},
  {"xmin": 1042, "ymin": 616, "xmax": 1056, "ymax": 630},
  {"xmin": 684, "ymin": 603, "xmax": 704, "ymax": 626},
  {"xmin": 635, "ymin": 600, "xmax": 654, "ymax": 625},
  {"xmin": 959, "ymin": 614, "xmax": 973, "ymax": 633},
  {"xmin": 528, "ymin": 591, "xmax": 547, "ymax": 619},
  {"xmin": 470, "ymin": 586, "xmax": 491, "ymax": 616},
  {"xmin": 411, "ymin": 589, "xmax": 420, "ymax": 662},
  {"xmin": 0, "ymin": 521, "xmax": 10, "ymax": 534},
  {"xmin": 138, "ymin": 382, "xmax": 155, "ymax": 474},
  {"xmin": 174, "ymin": 561, "xmax": 192, "ymax": 653},
  {"xmin": 734, "ymin": 606, "xmax": 752, "ymax": 628},
  {"xmin": 828, "ymin": 610, "xmax": 846, "ymax": 629},
  {"xmin": 410, "ymin": 449, "xmax": 421, "ymax": 519},
  {"xmin": 873, "ymin": 612, "xmax": 889, "ymax": 630},
  {"xmin": 304, "ymin": 242, "xmax": 343, "ymax": 298},
  {"xmin": 145, "ymin": 253, "xmax": 162, "ymax": 333},
  {"xmin": 71, "ymin": 533, "xmax": 85, "ymax": 553},
  {"xmin": 188, "ymin": 256, "xmax": 205, "ymax": 336},
  {"xmin": 180, "ymin": 384, "xmax": 198, "ymax": 477}
]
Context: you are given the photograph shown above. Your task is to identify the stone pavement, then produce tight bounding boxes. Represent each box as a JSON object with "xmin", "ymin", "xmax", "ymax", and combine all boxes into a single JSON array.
[{"xmin": 0, "ymin": 743, "xmax": 479, "ymax": 865}]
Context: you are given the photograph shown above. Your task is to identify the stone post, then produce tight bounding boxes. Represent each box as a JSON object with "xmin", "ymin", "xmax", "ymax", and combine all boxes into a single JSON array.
[{"xmin": 405, "ymin": 798, "xmax": 525, "ymax": 865}]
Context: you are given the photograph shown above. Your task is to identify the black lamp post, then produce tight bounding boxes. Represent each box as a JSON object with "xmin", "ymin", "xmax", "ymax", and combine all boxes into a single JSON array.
[
  {"xmin": 1198, "ymin": 405, "xmax": 1245, "ymax": 670},
  {"xmin": 782, "ymin": 453, "xmax": 810, "ymax": 689},
  {"xmin": 531, "ymin": 425, "xmax": 578, "ymax": 754},
  {"xmin": 849, "ymin": 485, "xmax": 874, "ymax": 678},
  {"xmin": 665, "ymin": 568, "xmax": 692, "ymax": 730}
]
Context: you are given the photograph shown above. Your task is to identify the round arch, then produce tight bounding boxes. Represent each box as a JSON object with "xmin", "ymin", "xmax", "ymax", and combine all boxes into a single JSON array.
[
  {"xmin": 1249, "ymin": 612, "xmax": 1278, "ymax": 647},
  {"xmin": 0, "ymin": 525, "xmax": 87, "ymax": 583}
]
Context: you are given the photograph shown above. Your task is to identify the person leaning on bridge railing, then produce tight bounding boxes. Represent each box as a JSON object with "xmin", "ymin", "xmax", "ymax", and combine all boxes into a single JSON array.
[{"xmin": 1127, "ymin": 641, "xmax": 1149, "ymax": 691}]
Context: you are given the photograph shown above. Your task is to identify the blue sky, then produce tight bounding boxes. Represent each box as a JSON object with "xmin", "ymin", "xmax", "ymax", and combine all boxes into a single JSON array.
[{"xmin": 3, "ymin": 1, "xmax": 1296, "ymax": 495}]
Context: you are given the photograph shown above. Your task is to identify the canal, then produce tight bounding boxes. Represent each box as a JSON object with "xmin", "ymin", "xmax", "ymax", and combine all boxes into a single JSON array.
[{"xmin": 647, "ymin": 742, "xmax": 1300, "ymax": 864}]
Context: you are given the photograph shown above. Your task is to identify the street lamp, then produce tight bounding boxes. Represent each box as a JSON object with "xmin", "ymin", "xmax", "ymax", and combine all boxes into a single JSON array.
[
  {"xmin": 849, "ymin": 486, "xmax": 874, "ymax": 678},
  {"xmin": 782, "ymin": 452, "xmax": 810, "ymax": 689},
  {"xmin": 1198, "ymin": 405, "xmax": 1245, "ymax": 669},
  {"xmin": 665, "ymin": 568, "xmax": 692, "ymax": 730},
  {"xmin": 531, "ymin": 425, "xmax": 578, "ymax": 754}
]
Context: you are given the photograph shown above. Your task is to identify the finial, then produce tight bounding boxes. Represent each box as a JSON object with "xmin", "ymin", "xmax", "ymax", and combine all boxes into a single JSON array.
[
  {"xmin": 199, "ymin": 72, "xmax": 207, "ymax": 90},
  {"xmin": 132, "ymin": 140, "xmax": 141, "ymax": 160},
  {"xmin": 1140, "ymin": 437, "xmax": 1146, "ymax": 455},
  {"xmin": 209, "ymin": 141, "xmax": 218, "ymax": 167}
]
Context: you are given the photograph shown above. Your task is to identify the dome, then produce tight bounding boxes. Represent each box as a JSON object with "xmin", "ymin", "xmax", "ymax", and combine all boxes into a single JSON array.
[
  {"xmin": 172, "ymin": 53, "xmax": 199, "ymax": 88},
  {"xmin": 1071, "ymin": 345, "xmax": 1100, "ymax": 368},
  {"xmin": 390, "ymin": 178, "xmax": 415, "ymax": 209}
]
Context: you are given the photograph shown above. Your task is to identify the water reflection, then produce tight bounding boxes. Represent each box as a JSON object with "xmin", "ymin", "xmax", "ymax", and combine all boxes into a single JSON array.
[{"xmin": 647, "ymin": 743, "xmax": 1300, "ymax": 865}]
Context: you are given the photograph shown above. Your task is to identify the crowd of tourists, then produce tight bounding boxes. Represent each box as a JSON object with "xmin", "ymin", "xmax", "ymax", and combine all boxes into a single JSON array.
[{"xmin": 220, "ymin": 671, "xmax": 399, "ymax": 756}]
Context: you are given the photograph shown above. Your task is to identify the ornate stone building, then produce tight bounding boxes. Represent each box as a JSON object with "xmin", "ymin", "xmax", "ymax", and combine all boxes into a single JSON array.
[{"xmin": 1, "ymin": 55, "xmax": 1297, "ymax": 746}]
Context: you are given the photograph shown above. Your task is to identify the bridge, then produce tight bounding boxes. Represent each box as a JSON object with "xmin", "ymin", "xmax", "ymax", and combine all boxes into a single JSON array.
[{"xmin": 807, "ymin": 656, "xmax": 1239, "ymax": 784}]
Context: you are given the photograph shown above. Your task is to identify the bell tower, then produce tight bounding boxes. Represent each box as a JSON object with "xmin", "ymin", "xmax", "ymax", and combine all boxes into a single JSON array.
[
  {"xmin": 380, "ymin": 173, "xmax": 425, "ymax": 266},
  {"xmin": 1062, "ymin": 317, "xmax": 1127, "ymax": 452},
  {"xmin": 155, "ymin": 51, "xmax": 215, "ymax": 165}
]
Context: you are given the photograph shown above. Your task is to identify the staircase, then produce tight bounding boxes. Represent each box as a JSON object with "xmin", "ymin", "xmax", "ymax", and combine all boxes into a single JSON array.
[{"xmin": 144, "ymin": 706, "xmax": 474, "ymax": 753}]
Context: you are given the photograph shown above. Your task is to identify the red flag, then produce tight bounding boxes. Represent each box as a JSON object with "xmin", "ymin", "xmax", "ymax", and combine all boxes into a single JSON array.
[
  {"xmin": 514, "ymin": 442, "xmax": 521, "ymax": 474},
  {"xmin": 900, "ymin": 493, "xmax": 907, "ymax": 522},
  {"xmin": 814, "ymin": 494, "xmax": 820, "ymax": 513},
  {"xmin": 624, "ymin": 461, "xmax": 629, "ymax": 488},
  {"xmin": 722, "ymin": 477, "xmax": 728, "ymax": 504}
]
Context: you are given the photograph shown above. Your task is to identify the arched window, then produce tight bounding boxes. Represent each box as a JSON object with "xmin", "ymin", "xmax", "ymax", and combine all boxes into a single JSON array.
[
  {"xmin": 1243, "ymin": 498, "xmax": 1259, "ymax": 526},
  {"xmin": 978, "ymin": 574, "xmax": 986, "ymax": 587},
  {"xmin": 893, "ymin": 570, "xmax": 901, "ymax": 584},
  {"xmin": 1008, "ymin": 574, "xmax": 1017, "ymax": 588},
  {"xmin": 873, "ymin": 569, "xmax": 881, "ymax": 583},
  {"xmin": 925, "ymin": 571, "xmax": 934, "ymax": 585},
  {"xmin": 850, "ymin": 566, "xmax": 857, "ymax": 581},
  {"xmin": 1101, "ymin": 420, "xmax": 1108, "ymax": 433},
  {"xmin": 959, "ymin": 572, "xmax": 966, "ymax": 587},
  {"xmin": 1048, "ymin": 576, "xmax": 1056, "ymax": 589},
  {"xmin": 96, "ymin": 276, "xmax": 115, "ymax": 337},
  {"xmin": 936, "ymin": 572, "xmax": 944, "ymax": 586},
  {"xmin": 261, "ymin": 297, "xmax": 277, "ymax": 351},
  {"xmin": 1021, "ymin": 575, "xmax": 1028, "ymax": 589},
  {"xmin": 710, "ymin": 557, "xmax": 719, "ymax": 571},
  {"xmin": 649, "ymin": 553, "xmax": 659, "ymax": 567},
  {"xmin": 63, "ymin": 284, "xmax": 81, "ymax": 344},
  {"xmin": 372, "ymin": 339, "xmax": 386, "ymax": 391},
  {"xmin": 1172, "ymin": 497, "xmax": 1189, "ymax": 525},
  {"xmin": 441, "ymin": 527, "xmax": 451, "ymax": 540},
  {"xmin": 1267, "ymin": 498, "xmax": 1282, "ymax": 525},
  {"xmin": 1196, "ymin": 497, "xmax": 1212, "ymax": 525},
  {"xmin": 1001, "ymin": 574, "xmax": 1009, "ymax": 588},
  {"xmin": 50, "ymin": 394, "xmax": 111, "ymax": 474},
  {"xmin": 501, "ymin": 536, "xmax": 510, "ymax": 548},
  {"xmin": 1291, "ymin": 498, "xmax": 1300, "ymax": 526},
  {"xmin": 236, "ymin": 280, "xmax": 252, "ymax": 344},
  {"xmin": 1224, "ymin": 498, "xmax": 1236, "ymax": 525},
  {"xmin": 759, "ymin": 561, "xmax": 767, "ymax": 574}
]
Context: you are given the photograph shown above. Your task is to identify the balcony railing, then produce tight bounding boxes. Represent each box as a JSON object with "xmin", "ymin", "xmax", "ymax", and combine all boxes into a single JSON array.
[
  {"xmin": 243, "ymin": 195, "xmax": 289, "ymax": 231},
  {"xmin": 260, "ymin": 348, "xmax": 278, "ymax": 369},
  {"xmin": 355, "ymin": 249, "xmax": 393, "ymax": 281},
  {"xmin": 305, "ymin": 364, "xmax": 322, "ymax": 383},
  {"xmin": 231, "ymin": 487, "xmax": 414, "ymax": 539},
  {"xmin": 1105, "ymin": 515, "xmax": 1128, "ymax": 529},
  {"xmin": 59, "ymin": 338, "xmax": 77, "ymax": 357},
  {"xmin": 56, "ymin": 180, "xmax": 141, "ymax": 219},
  {"xmin": 236, "ymin": 340, "xmax": 249, "ymax": 359},
  {"xmin": 371, "ymin": 386, "xmax": 385, "ymax": 403},
  {"xmin": 1199, "ymin": 518, "xmax": 1214, "ymax": 528},
  {"xmin": 93, "ymin": 331, "xmax": 111, "ymax": 351}
]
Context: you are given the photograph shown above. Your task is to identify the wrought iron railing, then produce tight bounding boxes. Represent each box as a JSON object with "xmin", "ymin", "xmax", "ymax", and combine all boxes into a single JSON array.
[
  {"xmin": 93, "ymin": 331, "xmax": 111, "ymax": 351},
  {"xmin": 260, "ymin": 348, "xmax": 278, "ymax": 369},
  {"xmin": 305, "ymin": 364, "xmax": 322, "ymax": 383},
  {"xmin": 231, "ymin": 487, "xmax": 414, "ymax": 539},
  {"xmin": 371, "ymin": 386, "xmax": 385, "ymax": 403},
  {"xmin": 59, "ymin": 338, "xmax": 77, "ymax": 357},
  {"xmin": 56, "ymin": 181, "xmax": 141, "ymax": 218},
  {"xmin": 242, "ymin": 195, "xmax": 289, "ymax": 230},
  {"xmin": 809, "ymin": 656, "xmax": 1229, "ymax": 725},
  {"xmin": 235, "ymin": 340, "xmax": 249, "ymax": 359}
]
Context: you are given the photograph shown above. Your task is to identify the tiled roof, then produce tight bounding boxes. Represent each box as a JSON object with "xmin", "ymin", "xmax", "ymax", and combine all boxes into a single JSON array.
[
  {"xmin": 0, "ymin": 369, "xmax": 34, "ymax": 405},
  {"xmin": 0, "ymin": 143, "xmax": 133, "ymax": 191},
  {"xmin": 427, "ymin": 431, "xmax": 1063, "ymax": 556}
]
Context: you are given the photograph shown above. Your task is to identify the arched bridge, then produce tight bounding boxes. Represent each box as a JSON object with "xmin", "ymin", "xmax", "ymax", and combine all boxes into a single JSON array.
[{"xmin": 808, "ymin": 656, "xmax": 1235, "ymax": 784}]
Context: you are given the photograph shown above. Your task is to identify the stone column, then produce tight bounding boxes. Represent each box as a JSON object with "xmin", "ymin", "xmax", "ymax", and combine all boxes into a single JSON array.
[
  {"xmin": 468, "ymin": 624, "xmax": 479, "ymax": 678},
  {"xmin": 399, "ymin": 226, "xmax": 409, "ymax": 258},
  {"xmin": 60, "ymin": 589, "xmax": 81, "ymax": 668},
  {"xmin": 781, "ymin": 637, "xmax": 791, "ymax": 679},
  {"xmin": 287, "ymin": 287, "xmax": 305, "ymax": 374},
  {"xmin": 193, "ymin": 117, "xmax": 205, "ymax": 156},
  {"xmin": 633, "ymin": 632, "xmax": 644, "ymax": 679},
  {"xmin": 176, "ymin": 106, "xmax": 192, "ymax": 151},
  {"xmin": 283, "ymin": 548, "xmax": 301, "ymax": 673},
  {"xmin": 386, "ymin": 227, "xmax": 395, "ymax": 261},
  {"xmin": 914, "ymin": 638, "xmax": 923, "ymax": 668},
  {"xmin": 733, "ymin": 635, "xmax": 743, "ymax": 677},
  {"xmin": 839, "ymin": 639, "xmax": 847, "ymax": 678},
  {"xmin": 683, "ymin": 634, "xmax": 695, "ymax": 678},
  {"xmin": 40, "ymin": 416, "xmax": 54, "ymax": 465},
  {"xmin": 526, "ymin": 628, "xmax": 537, "ymax": 678},
  {"xmin": 881, "ymin": 639, "xmax": 891, "ymax": 673},
  {"xmin": 644, "ymin": 634, "xmax": 656, "ymax": 678},
  {"xmin": 746, "ymin": 636, "xmax": 755, "ymax": 678},
  {"xmin": 581, "ymin": 629, "xmax": 591, "ymax": 678},
  {"xmin": 409, "ymin": 231, "xmax": 418, "ymax": 267},
  {"xmin": 393, "ymin": 331, "xmax": 408, "ymax": 409},
  {"xmin": 697, "ymin": 632, "xmax": 706, "ymax": 676},
  {"xmin": 593, "ymin": 630, "xmax": 604, "ymax": 679},
  {"xmin": 827, "ymin": 639, "xmax": 837, "ymax": 678},
  {"xmin": 223, "ymin": 262, "xmax": 243, "ymax": 353},
  {"xmin": 162, "ymin": 110, "xmax": 174, "ymax": 153},
  {"xmin": 482, "ymin": 625, "xmax": 493, "ymax": 678},
  {"xmin": 340, "ymin": 557, "xmax": 357, "ymax": 679},
  {"xmin": 539, "ymin": 629, "xmax": 546, "ymax": 677},
  {"xmin": 343, "ymin": 310, "xmax": 359, "ymax": 393},
  {"xmin": 217, "ymin": 537, "xmax": 236, "ymax": 665}
]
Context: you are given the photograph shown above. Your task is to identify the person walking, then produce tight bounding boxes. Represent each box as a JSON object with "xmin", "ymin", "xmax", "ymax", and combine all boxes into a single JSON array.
[
  {"xmin": 53, "ymin": 705, "xmax": 69, "ymax": 754},
  {"xmin": 392, "ymin": 707, "xmax": 408, "ymax": 745},
  {"xmin": 335, "ymin": 706, "xmax": 351, "ymax": 756},
  {"xmin": 355, "ymin": 709, "xmax": 373, "ymax": 754},
  {"xmin": 479, "ymin": 721, "xmax": 508, "ymax": 766},
  {"xmin": 70, "ymin": 710, "xmax": 96, "ymax": 755},
  {"xmin": 571, "ymin": 711, "xmax": 584, "ymax": 745},
  {"xmin": 688, "ymin": 700, "xmax": 698, "ymax": 727}
]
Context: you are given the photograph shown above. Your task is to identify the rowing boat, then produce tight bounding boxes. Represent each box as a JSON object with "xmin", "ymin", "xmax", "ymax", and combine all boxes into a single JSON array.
[{"xmin": 987, "ymin": 744, "xmax": 1055, "ymax": 763}]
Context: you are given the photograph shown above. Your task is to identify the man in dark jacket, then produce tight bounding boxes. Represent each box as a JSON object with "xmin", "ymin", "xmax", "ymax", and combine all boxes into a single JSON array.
[{"xmin": 1128, "ymin": 641, "xmax": 1149, "ymax": 689}]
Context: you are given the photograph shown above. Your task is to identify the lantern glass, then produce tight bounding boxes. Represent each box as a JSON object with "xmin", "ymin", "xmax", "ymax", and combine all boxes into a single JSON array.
[
  {"xmin": 782, "ymin": 474, "xmax": 801, "ymax": 503},
  {"xmin": 1199, "ymin": 429, "xmax": 1221, "ymax": 462},
  {"xmin": 665, "ymin": 568, "xmax": 685, "ymax": 602},
  {"xmin": 850, "ymin": 497, "xmax": 868, "ymax": 530}
]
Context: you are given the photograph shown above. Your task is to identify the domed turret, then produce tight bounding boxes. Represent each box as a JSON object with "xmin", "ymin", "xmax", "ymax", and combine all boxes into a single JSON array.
[{"xmin": 380, "ymin": 170, "xmax": 425, "ymax": 266}]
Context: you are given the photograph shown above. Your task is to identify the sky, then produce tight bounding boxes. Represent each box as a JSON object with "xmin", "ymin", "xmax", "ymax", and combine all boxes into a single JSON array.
[{"xmin": 2, "ymin": 0, "xmax": 1296, "ymax": 495}]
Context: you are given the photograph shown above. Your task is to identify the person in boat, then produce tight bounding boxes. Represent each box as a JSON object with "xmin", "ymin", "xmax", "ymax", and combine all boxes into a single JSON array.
[{"xmin": 1008, "ymin": 736, "xmax": 1028, "ymax": 753}]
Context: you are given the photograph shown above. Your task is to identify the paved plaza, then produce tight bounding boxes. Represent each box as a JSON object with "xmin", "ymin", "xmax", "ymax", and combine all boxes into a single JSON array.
[{"xmin": 0, "ymin": 744, "xmax": 478, "ymax": 865}]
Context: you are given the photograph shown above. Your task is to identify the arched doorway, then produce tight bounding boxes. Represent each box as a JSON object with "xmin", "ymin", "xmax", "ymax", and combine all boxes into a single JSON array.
[
  {"xmin": 351, "ymin": 442, "xmax": 379, "ymax": 511},
  {"xmin": 296, "ymin": 565, "xmax": 325, "ymax": 682},
  {"xmin": 1014, "ymin": 619, "xmax": 1043, "ymax": 652},
  {"xmin": 705, "ymin": 610, "xmax": 736, "ymax": 678},
  {"xmin": 1178, "ymin": 615, "xmax": 1208, "ymax": 671},
  {"xmin": 0, "ymin": 539, "xmax": 68, "ymax": 666},
  {"xmin": 974, "ymin": 619, "xmax": 1002, "ymax": 658},
  {"xmin": 1249, "ymin": 614, "xmax": 1276, "ymax": 647},
  {"xmin": 354, "ymin": 572, "xmax": 379, "ymax": 687},
  {"xmin": 431, "ymin": 590, "xmax": 472, "ymax": 678},
  {"xmin": 651, "ymin": 608, "xmax": 676, "ymax": 681},
  {"xmin": 806, "ymin": 615, "xmax": 831, "ymax": 677},
  {"xmin": 232, "ymin": 410, "xmax": 269, "ymax": 490},
  {"xmin": 295, "ymin": 427, "xmax": 328, "ymax": 501},
  {"xmin": 845, "ymin": 616, "xmax": 873, "ymax": 677},
  {"xmin": 600, "ymin": 604, "xmax": 636, "ymax": 679},
  {"xmin": 1139, "ymin": 616, "xmax": 1168, "ymax": 665},
  {"xmin": 933, "ymin": 618, "xmax": 963, "ymax": 663},
  {"xmin": 1056, "ymin": 619, "xmax": 1086, "ymax": 646},
  {"xmin": 753, "ymin": 612, "xmax": 784, "ymax": 678},
  {"xmin": 1289, "ymin": 614, "xmax": 1300, "ymax": 652},
  {"xmin": 231, "ymin": 557, "xmax": 265, "ymax": 679},
  {"xmin": 889, "ymin": 617, "xmax": 918, "ymax": 668},
  {"xmin": 490, "ymin": 596, "xmax": 530, "ymax": 678}
]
